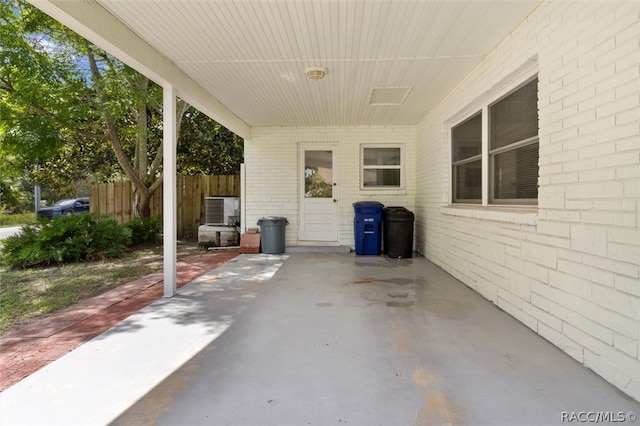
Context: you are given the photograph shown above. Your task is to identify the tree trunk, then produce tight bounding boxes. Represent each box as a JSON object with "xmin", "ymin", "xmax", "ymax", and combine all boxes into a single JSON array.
[
  {"xmin": 136, "ymin": 189, "xmax": 152, "ymax": 218},
  {"xmin": 85, "ymin": 43, "xmax": 190, "ymax": 219},
  {"xmin": 135, "ymin": 76, "xmax": 149, "ymax": 182}
]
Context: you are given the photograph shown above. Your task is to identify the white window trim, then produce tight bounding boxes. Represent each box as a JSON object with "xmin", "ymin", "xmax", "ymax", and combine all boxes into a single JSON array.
[
  {"xmin": 451, "ymin": 111, "xmax": 483, "ymax": 204},
  {"xmin": 360, "ymin": 144, "xmax": 404, "ymax": 190},
  {"xmin": 446, "ymin": 59, "xmax": 539, "ymax": 208}
]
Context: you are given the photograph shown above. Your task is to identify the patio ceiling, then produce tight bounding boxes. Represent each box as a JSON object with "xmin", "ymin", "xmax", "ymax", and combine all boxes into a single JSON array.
[
  {"xmin": 93, "ymin": 0, "xmax": 540, "ymax": 129},
  {"xmin": 31, "ymin": 0, "xmax": 540, "ymax": 132}
]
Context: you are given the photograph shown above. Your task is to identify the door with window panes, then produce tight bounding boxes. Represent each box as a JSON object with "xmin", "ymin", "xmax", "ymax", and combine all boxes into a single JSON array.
[{"xmin": 299, "ymin": 145, "xmax": 338, "ymax": 242}]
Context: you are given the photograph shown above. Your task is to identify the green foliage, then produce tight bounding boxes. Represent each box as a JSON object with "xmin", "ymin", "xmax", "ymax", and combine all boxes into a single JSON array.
[
  {"xmin": 1, "ymin": 0, "xmax": 243, "ymax": 218},
  {"xmin": 177, "ymin": 108, "xmax": 244, "ymax": 175},
  {"xmin": 305, "ymin": 167, "xmax": 332, "ymax": 197},
  {"xmin": 0, "ymin": 178, "xmax": 21, "ymax": 212},
  {"xmin": 123, "ymin": 215, "xmax": 162, "ymax": 246},
  {"xmin": 0, "ymin": 213, "xmax": 131, "ymax": 269},
  {"xmin": 0, "ymin": 0, "xmax": 94, "ymax": 174},
  {"xmin": 0, "ymin": 212, "xmax": 35, "ymax": 226},
  {"xmin": 0, "ymin": 0, "xmax": 157, "ymax": 202},
  {"xmin": 0, "ymin": 176, "xmax": 34, "ymax": 213}
]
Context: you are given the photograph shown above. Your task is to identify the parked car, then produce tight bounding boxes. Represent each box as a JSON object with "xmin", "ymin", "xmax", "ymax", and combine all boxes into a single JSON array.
[{"xmin": 37, "ymin": 197, "xmax": 90, "ymax": 219}]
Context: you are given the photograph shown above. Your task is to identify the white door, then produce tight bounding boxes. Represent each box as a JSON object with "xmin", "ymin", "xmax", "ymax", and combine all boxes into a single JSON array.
[{"xmin": 299, "ymin": 145, "xmax": 338, "ymax": 242}]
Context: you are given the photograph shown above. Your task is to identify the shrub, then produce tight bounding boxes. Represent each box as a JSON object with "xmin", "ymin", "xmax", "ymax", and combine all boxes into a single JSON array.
[
  {"xmin": 0, "ymin": 214, "xmax": 131, "ymax": 269},
  {"xmin": 123, "ymin": 215, "xmax": 162, "ymax": 246}
]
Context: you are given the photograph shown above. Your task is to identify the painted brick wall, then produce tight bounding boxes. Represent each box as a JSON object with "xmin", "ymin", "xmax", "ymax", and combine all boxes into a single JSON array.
[
  {"xmin": 245, "ymin": 127, "xmax": 416, "ymax": 247},
  {"xmin": 415, "ymin": 1, "xmax": 640, "ymax": 400}
]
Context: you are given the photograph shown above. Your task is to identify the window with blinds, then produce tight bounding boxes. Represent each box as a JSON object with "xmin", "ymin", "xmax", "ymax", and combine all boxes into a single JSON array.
[
  {"xmin": 362, "ymin": 146, "xmax": 403, "ymax": 188},
  {"xmin": 452, "ymin": 113, "xmax": 482, "ymax": 203},
  {"xmin": 489, "ymin": 78, "xmax": 539, "ymax": 204},
  {"xmin": 450, "ymin": 76, "xmax": 539, "ymax": 205}
]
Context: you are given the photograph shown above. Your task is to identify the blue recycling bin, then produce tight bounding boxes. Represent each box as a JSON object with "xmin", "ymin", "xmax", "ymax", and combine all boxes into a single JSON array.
[{"xmin": 353, "ymin": 201, "xmax": 384, "ymax": 255}]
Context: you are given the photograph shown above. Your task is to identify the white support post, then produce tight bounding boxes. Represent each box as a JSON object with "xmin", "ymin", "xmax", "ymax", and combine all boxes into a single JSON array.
[
  {"xmin": 163, "ymin": 84, "xmax": 177, "ymax": 297},
  {"xmin": 240, "ymin": 162, "xmax": 246, "ymax": 233}
]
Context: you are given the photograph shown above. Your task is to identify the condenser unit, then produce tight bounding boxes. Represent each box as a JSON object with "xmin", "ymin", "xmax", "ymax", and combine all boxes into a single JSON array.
[{"xmin": 204, "ymin": 196, "xmax": 240, "ymax": 226}]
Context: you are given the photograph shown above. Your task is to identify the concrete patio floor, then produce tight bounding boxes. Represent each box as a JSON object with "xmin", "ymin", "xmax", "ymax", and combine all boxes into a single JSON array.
[{"xmin": 1, "ymin": 253, "xmax": 638, "ymax": 425}]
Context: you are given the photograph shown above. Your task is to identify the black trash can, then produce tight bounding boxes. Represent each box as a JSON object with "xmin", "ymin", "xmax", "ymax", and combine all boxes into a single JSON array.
[
  {"xmin": 383, "ymin": 207, "xmax": 414, "ymax": 258},
  {"xmin": 353, "ymin": 201, "xmax": 384, "ymax": 255},
  {"xmin": 257, "ymin": 216, "xmax": 288, "ymax": 254}
]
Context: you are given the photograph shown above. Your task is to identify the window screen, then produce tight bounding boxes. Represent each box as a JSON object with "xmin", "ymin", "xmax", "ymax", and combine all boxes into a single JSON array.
[
  {"xmin": 490, "ymin": 78, "xmax": 539, "ymax": 203},
  {"xmin": 493, "ymin": 143, "xmax": 539, "ymax": 200},
  {"xmin": 490, "ymin": 79, "xmax": 538, "ymax": 150},
  {"xmin": 455, "ymin": 160, "xmax": 482, "ymax": 201},
  {"xmin": 452, "ymin": 113, "xmax": 482, "ymax": 203},
  {"xmin": 362, "ymin": 146, "xmax": 402, "ymax": 188},
  {"xmin": 364, "ymin": 148, "xmax": 400, "ymax": 166},
  {"xmin": 450, "ymin": 76, "xmax": 539, "ymax": 205},
  {"xmin": 452, "ymin": 113, "xmax": 482, "ymax": 162}
]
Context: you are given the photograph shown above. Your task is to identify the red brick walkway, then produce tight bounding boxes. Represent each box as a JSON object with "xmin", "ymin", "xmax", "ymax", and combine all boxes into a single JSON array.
[{"xmin": 0, "ymin": 251, "xmax": 238, "ymax": 391}]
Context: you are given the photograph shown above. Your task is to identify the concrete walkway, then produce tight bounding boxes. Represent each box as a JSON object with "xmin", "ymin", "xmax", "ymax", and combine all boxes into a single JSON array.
[{"xmin": 1, "ymin": 254, "xmax": 638, "ymax": 425}]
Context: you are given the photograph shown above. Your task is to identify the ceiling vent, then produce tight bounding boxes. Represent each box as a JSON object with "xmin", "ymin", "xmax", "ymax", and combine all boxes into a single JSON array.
[{"xmin": 369, "ymin": 87, "xmax": 412, "ymax": 106}]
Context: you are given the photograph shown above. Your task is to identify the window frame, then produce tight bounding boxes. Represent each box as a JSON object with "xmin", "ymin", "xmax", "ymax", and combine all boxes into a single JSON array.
[
  {"xmin": 489, "ymin": 135, "xmax": 539, "ymax": 205},
  {"xmin": 360, "ymin": 144, "xmax": 404, "ymax": 190},
  {"xmin": 488, "ymin": 77, "xmax": 539, "ymax": 205},
  {"xmin": 449, "ymin": 73, "xmax": 539, "ymax": 206},
  {"xmin": 451, "ymin": 112, "xmax": 483, "ymax": 204}
]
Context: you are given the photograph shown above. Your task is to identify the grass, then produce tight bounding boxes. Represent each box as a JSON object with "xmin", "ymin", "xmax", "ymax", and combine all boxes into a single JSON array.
[
  {"xmin": 0, "ymin": 212, "xmax": 36, "ymax": 227},
  {"xmin": 0, "ymin": 241, "xmax": 200, "ymax": 335}
]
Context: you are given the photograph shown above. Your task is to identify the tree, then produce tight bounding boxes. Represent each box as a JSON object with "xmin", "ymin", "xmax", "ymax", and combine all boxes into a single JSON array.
[
  {"xmin": 1, "ymin": 0, "xmax": 244, "ymax": 215},
  {"xmin": 83, "ymin": 48, "xmax": 189, "ymax": 217},
  {"xmin": 0, "ymin": 0, "xmax": 189, "ymax": 217},
  {"xmin": 0, "ymin": 0, "xmax": 92, "ymax": 175},
  {"xmin": 177, "ymin": 108, "xmax": 244, "ymax": 175}
]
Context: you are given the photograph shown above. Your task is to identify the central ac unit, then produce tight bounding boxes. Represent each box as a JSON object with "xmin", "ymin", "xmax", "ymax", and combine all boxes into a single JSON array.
[{"xmin": 204, "ymin": 197, "xmax": 240, "ymax": 226}]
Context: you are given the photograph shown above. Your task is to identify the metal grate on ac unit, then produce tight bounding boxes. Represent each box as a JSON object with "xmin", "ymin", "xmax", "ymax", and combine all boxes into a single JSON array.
[{"xmin": 204, "ymin": 197, "xmax": 240, "ymax": 226}]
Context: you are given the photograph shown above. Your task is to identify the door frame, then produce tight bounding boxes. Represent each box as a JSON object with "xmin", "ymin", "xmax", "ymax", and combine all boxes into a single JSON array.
[{"xmin": 298, "ymin": 143, "xmax": 339, "ymax": 243}]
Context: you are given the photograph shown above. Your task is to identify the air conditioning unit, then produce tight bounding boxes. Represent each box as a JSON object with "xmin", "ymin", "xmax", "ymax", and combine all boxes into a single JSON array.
[{"xmin": 204, "ymin": 196, "xmax": 240, "ymax": 226}]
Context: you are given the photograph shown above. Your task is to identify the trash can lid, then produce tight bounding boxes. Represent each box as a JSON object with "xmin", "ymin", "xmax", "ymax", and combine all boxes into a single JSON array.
[
  {"xmin": 384, "ymin": 206, "xmax": 411, "ymax": 212},
  {"xmin": 257, "ymin": 216, "xmax": 289, "ymax": 225},
  {"xmin": 353, "ymin": 201, "xmax": 384, "ymax": 208},
  {"xmin": 384, "ymin": 206, "xmax": 414, "ymax": 218}
]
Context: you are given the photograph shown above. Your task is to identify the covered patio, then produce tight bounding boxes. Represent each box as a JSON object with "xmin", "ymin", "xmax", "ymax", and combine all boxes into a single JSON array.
[
  {"xmin": 2, "ymin": 254, "xmax": 638, "ymax": 425},
  {"xmin": 22, "ymin": 0, "xmax": 640, "ymax": 407}
]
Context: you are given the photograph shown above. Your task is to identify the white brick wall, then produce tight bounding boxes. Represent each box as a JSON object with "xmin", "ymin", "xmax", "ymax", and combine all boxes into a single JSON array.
[
  {"xmin": 245, "ymin": 127, "xmax": 416, "ymax": 247},
  {"xmin": 415, "ymin": 1, "xmax": 640, "ymax": 401},
  {"xmin": 242, "ymin": 1, "xmax": 639, "ymax": 402}
]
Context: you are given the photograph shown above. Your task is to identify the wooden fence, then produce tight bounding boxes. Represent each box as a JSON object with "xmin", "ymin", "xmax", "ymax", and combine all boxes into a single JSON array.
[{"xmin": 90, "ymin": 175, "xmax": 240, "ymax": 238}]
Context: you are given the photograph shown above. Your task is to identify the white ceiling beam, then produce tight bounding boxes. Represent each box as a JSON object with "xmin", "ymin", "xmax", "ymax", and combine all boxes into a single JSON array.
[{"xmin": 27, "ymin": 0, "xmax": 252, "ymax": 139}]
